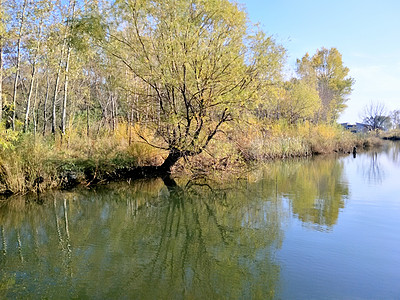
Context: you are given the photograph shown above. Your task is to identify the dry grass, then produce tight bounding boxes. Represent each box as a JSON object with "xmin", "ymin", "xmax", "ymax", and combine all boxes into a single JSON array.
[
  {"xmin": 0, "ymin": 122, "xmax": 167, "ymax": 195},
  {"xmin": 227, "ymin": 121, "xmax": 359, "ymax": 161},
  {"xmin": 0, "ymin": 119, "xmax": 370, "ymax": 195}
]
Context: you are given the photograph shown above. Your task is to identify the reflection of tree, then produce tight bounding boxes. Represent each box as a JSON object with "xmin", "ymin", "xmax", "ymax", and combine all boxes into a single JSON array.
[
  {"xmin": 390, "ymin": 142, "xmax": 400, "ymax": 165},
  {"xmin": 265, "ymin": 157, "xmax": 349, "ymax": 230},
  {"xmin": 0, "ymin": 178, "xmax": 284, "ymax": 299},
  {"xmin": 362, "ymin": 152, "xmax": 385, "ymax": 185}
]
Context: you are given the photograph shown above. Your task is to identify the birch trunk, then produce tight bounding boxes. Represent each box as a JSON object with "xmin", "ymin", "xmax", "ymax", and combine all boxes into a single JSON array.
[{"xmin": 12, "ymin": 0, "xmax": 28, "ymax": 131}]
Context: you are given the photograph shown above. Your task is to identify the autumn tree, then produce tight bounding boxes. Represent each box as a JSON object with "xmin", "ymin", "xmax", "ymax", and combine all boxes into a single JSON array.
[
  {"xmin": 281, "ymin": 79, "xmax": 321, "ymax": 124},
  {"xmin": 10, "ymin": 0, "xmax": 28, "ymax": 130},
  {"xmin": 296, "ymin": 47, "xmax": 354, "ymax": 123},
  {"xmin": 0, "ymin": 0, "xmax": 6, "ymax": 123},
  {"xmin": 23, "ymin": 0, "xmax": 52, "ymax": 133},
  {"xmin": 95, "ymin": 0, "xmax": 284, "ymax": 172}
]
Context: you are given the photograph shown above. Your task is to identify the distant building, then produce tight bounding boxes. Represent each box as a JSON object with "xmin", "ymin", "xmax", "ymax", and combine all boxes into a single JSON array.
[{"xmin": 340, "ymin": 122, "xmax": 370, "ymax": 133}]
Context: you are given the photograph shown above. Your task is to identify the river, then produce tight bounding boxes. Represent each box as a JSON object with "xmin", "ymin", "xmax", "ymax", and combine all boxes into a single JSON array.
[{"xmin": 1, "ymin": 142, "xmax": 400, "ymax": 299}]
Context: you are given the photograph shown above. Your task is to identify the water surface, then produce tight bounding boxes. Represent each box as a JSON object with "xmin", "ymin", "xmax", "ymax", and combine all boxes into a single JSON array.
[{"xmin": 1, "ymin": 143, "xmax": 400, "ymax": 299}]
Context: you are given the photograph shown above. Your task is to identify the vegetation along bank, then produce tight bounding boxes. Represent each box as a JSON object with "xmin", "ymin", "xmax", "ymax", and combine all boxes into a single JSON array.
[{"xmin": 0, "ymin": 0, "xmax": 380, "ymax": 195}]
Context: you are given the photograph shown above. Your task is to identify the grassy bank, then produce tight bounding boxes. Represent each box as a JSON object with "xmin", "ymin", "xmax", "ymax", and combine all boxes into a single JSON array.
[
  {"xmin": 0, "ymin": 121, "xmax": 374, "ymax": 196},
  {"xmin": 183, "ymin": 121, "xmax": 369, "ymax": 173},
  {"xmin": 381, "ymin": 129, "xmax": 400, "ymax": 141}
]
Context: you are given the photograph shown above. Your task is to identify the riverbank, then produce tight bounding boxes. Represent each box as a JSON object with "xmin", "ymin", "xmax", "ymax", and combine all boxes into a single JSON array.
[
  {"xmin": 0, "ymin": 122, "xmax": 381, "ymax": 197},
  {"xmin": 381, "ymin": 129, "xmax": 400, "ymax": 141}
]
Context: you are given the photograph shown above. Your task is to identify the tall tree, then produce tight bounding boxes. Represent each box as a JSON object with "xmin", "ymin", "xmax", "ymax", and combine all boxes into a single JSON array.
[
  {"xmin": 61, "ymin": 0, "xmax": 77, "ymax": 136},
  {"xmin": 11, "ymin": 0, "xmax": 28, "ymax": 131},
  {"xmin": 24, "ymin": 1, "xmax": 51, "ymax": 132},
  {"xmin": 51, "ymin": 0, "xmax": 73, "ymax": 134},
  {"xmin": 0, "ymin": 0, "xmax": 5, "ymax": 124},
  {"xmin": 296, "ymin": 47, "xmax": 354, "ymax": 122},
  {"xmin": 95, "ymin": 0, "xmax": 283, "ymax": 172}
]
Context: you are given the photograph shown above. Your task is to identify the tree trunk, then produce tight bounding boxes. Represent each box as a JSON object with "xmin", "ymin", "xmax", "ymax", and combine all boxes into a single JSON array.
[
  {"xmin": 128, "ymin": 102, "xmax": 134, "ymax": 146},
  {"xmin": 42, "ymin": 73, "xmax": 50, "ymax": 135},
  {"xmin": 51, "ymin": 61, "xmax": 62, "ymax": 134},
  {"xmin": 33, "ymin": 79, "xmax": 39, "ymax": 137},
  {"xmin": 25, "ymin": 22, "xmax": 43, "ymax": 132},
  {"xmin": 160, "ymin": 148, "xmax": 183, "ymax": 173},
  {"xmin": 0, "ymin": 0, "xmax": 3, "ymax": 125},
  {"xmin": 61, "ymin": 0, "xmax": 76, "ymax": 135},
  {"xmin": 24, "ymin": 63, "xmax": 37, "ymax": 132},
  {"xmin": 61, "ymin": 47, "xmax": 71, "ymax": 135},
  {"xmin": 12, "ymin": 0, "xmax": 28, "ymax": 131},
  {"xmin": 0, "ymin": 0, "xmax": 3, "ymax": 124},
  {"xmin": 52, "ymin": 0, "xmax": 76, "ymax": 135},
  {"xmin": 0, "ymin": 42, "xmax": 3, "ymax": 124},
  {"xmin": 111, "ymin": 95, "xmax": 116, "ymax": 131},
  {"xmin": 86, "ymin": 94, "xmax": 90, "ymax": 138}
]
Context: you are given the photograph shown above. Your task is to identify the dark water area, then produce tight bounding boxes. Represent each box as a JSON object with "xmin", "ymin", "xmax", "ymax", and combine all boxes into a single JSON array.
[{"xmin": 1, "ymin": 142, "xmax": 400, "ymax": 299}]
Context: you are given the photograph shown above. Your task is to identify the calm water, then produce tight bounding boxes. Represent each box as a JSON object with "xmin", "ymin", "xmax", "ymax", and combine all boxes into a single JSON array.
[{"xmin": 1, "ymin": 143, "xmax": 400, "ymax": 299}]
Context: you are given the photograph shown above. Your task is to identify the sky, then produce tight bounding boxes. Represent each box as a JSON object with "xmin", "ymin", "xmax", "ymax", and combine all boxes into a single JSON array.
[{"xmin": 240, "ymin": 0, "xmax": 400, "ymax": 123}]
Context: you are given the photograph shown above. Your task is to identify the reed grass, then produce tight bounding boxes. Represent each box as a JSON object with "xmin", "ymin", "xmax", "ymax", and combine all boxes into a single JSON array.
[{"xmin": 0, "ymin": 120, "xmax": 370, "ymax": 195}]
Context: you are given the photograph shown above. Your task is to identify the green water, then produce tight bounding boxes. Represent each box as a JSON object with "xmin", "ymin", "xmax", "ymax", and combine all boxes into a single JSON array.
[{"xmin": 1, "ymin": 143, "xmax": 400, "ymax": 299}]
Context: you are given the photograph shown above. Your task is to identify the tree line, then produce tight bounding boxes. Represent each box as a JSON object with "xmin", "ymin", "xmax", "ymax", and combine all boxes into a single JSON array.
[{"xmin": 0, "ymin": 0, "xmax": 354, "ymax": 171}]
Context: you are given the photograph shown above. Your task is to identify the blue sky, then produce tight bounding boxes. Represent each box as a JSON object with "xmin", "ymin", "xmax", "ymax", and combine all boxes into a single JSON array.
[{"xmin": 240, "ymin": 0, "xmax": 400, "ymax": 122}]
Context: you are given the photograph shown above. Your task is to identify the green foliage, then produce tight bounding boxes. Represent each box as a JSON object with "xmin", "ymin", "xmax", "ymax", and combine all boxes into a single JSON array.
[
  {"xmin": 296, "ymin": 47, "xmax": 354, "ymax": 122},
  {"xmin": 0, "ymin": 0, "xmax": 365, "ymax": 190},
  {"xmin": 107, "ymin": 0, "xmax": 285, "ymax": 158},
  {"xmin": 280, "ymin": 79, "xmax": 321, "ymax": 124}
]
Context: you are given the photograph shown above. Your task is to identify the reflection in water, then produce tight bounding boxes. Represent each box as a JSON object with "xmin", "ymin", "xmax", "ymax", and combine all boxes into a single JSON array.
[
  {"xmin": 358, "ymin": 143, "xmax": 400, "ymax": 185},
  {"xmin": 0, "ymin": 152, "xmax": 354, "ymax": 298},
  {"xmin": 263, "ymin": 157, "xmax": 349, "ymax": 230},
  {"xmin": 362, "ymin": 152, "xmax": 385, "ymax": 184},
  {"xmin": 0, "ymin": 178, "xmax": 285, "ymax": 299},
  {"xmin": 391, "ymin": 142, "xmax": 400, "ymax": 164}
]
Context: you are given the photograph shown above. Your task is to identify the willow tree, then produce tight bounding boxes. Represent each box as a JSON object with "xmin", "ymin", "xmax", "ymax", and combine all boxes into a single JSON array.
[{"xmin": 101, "ymin": 0, "xmax": 279, "ymax": 172}]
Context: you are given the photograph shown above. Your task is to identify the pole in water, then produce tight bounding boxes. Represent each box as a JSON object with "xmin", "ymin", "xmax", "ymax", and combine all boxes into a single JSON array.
[{"xmin": 353, "ymin": 146, "xmax": 357, "ymax": 158}]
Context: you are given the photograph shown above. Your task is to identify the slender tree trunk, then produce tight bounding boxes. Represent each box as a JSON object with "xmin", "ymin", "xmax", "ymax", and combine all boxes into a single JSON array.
[
  {"xmin": 33, "ymin": 78, "xmax": 39, "ymax": 137},
  {"xmin": 24, "ymin": 22, "xmax": 42, "ymax": 133},
  {"xmin": 51, "ymin": 66, "xmax": 62, "ymax": 134},
  {"xmin": 111, "ymin": 95, "xmax": 115, "ymax": 132},
  {"xmin": 12, "ymin": 0, "xmax": 28, "ymax": 131},
  {"xmin": 0, "ymin": 43, "xmax": 3, "ymax": 124},
  {"xmin": 0, "ymin": 0, "xmax": 3, "ymax": 123},
  {"xmin": 61, "ymin": 0, "xmax": 76, "ymax": 136},
  {"xmin": 43, "ymin": 73, "xmax": 50, "ymax": 135},
  {"xmin": 52, "ymin": 0, "xmax": 76, "ymax": 135},
  {"xmin": 86, "ymin": 94, "xmax": 90, "ymax": 138},
  {"xmin": 61, "ymin": 48, "xmax": 71, "ymax": 135},
  {"xmin": 129, "ymin": 102, "xmax": 134, "ymax": 146},
  {"xmin": 135, "ymin": 94, "xmax": 139, "ymax": 121},
  {"xmin": 24, "ymin": 65, "xmax": 36, "ymax": 132}
]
